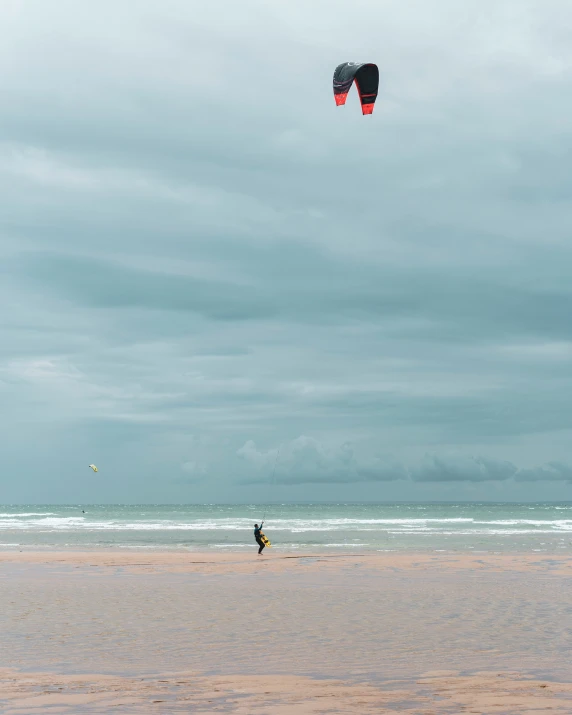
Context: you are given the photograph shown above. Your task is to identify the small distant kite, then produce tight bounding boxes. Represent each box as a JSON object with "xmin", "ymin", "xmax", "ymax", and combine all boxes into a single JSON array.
[
  {"xmin": 333, "ymin": 62, "xmax": 379, "ymax": 115},
  {"xmin": 88, "ymin": 464, "xmax": 98, "ymax": 473}
]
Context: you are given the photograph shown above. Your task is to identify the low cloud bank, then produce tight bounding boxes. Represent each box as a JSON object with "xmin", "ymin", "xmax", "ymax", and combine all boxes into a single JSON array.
[
  {"xmin": 238, "ymin": 437, "xmax": 572, "ymax": 486},
  {"xmin": 237, "ymin": 436, "xmax": 406, "ymax": 484}
]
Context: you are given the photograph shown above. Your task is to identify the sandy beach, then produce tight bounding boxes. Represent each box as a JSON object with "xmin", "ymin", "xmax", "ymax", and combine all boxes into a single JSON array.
[
  {"xmin": 1, "ymin": 550, "xmax": 571, "ymax": 713},
  {"xmin": 3, "ymin": 0, "xmax": 572, "ymax": 710}
]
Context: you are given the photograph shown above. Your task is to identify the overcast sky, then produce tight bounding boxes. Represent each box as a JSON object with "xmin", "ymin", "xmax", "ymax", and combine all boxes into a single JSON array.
[{"xmin": 1, "ymin": 0, "xmax": 571, "ymax": 503}]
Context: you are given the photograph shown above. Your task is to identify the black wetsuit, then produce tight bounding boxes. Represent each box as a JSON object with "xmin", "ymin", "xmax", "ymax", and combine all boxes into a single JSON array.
[{"xmin": 254, "ymin": 524, "xmax": 265, "ymax": 554}]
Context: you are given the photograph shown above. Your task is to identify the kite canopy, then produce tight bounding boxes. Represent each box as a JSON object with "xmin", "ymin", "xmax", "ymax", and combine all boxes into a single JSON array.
[
  {"xmin": 88, "ymin": 464, "xmax": 98, "ymax": 472},
  {"xmin": 333, "ymin": 62, "xmax": 379, "ymax": 115}
]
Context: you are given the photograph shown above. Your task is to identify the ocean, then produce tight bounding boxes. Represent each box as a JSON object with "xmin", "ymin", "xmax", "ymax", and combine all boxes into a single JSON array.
[{"xmin": 0, "ymin": 503, "xmax": 571, "ymax": 552}]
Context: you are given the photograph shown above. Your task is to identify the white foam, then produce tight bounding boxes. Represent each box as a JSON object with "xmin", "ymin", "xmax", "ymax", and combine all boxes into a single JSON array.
[{"xmin": 0, "ymin": 512, "xmax": 55, "ymax": 518}]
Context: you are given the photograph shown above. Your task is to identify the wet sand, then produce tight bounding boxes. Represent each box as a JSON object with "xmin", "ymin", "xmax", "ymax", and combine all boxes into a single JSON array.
[{"xmin": 1, "ymin": 551, "xmax": 571, "ymax": 713}]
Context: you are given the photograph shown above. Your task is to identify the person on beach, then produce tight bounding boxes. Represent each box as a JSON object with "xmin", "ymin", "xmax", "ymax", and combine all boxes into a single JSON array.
[{"xmin": 254, "ymin": 522, "xmax": 265, "ymax": 555}]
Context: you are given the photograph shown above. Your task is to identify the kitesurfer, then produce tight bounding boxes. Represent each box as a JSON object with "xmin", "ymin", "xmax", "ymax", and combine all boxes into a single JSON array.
[{"xmin": 254, "ymin": 522, "xmax": 265, "ymax": 555}]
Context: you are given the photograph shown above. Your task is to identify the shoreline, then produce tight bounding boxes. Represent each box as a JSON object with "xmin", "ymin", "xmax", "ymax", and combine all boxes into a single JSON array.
[
  {"xmin": 2, "ymin": 503, "xmax": 571, "ymax": 558},
  {"xmin": 0, "ymin": 549, "xmax": 570, "ymax": 574}
]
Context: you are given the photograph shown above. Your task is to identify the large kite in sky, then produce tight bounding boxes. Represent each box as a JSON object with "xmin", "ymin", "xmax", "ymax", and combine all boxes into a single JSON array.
[{"xmin": 333, "ymin": 62, "xmax": 379, "ymax": 115}]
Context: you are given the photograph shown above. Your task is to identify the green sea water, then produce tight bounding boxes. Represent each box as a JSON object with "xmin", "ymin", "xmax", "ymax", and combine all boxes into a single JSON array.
[{"xmin": 1, "ymin": 503, "xmax": 571, "ymax": 552}]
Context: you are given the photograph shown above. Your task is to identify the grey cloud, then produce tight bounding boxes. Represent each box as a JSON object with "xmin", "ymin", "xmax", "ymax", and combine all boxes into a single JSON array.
[
  {"xmin": 237, "ymin": 437, "xmax": 407, "ymax": 485},
  {"xmin": 237, "ymin": 437, "xmax": 572, "ymax": 486},
  {"xmin": 411, "ymin": 455, "xmax": 518, "ymax": 483},
  {"xmin": 514, "ymin": 462, "xmax": 572, "ymax": 483},
  {"xmin": 172, "ymin": 461, "xmax": 208, "ymax": 485},
  {"xmin": 12, "ymin": 248, "xmax": 572, "ymax": 345},
  {"xmin": 17, "ymin": 252, "xmax": 275, "ymax": 321}
]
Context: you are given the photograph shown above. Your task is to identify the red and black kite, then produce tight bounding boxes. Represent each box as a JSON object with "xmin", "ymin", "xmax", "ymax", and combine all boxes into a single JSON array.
[{"xmin": 333, "ymin": 62, "xmax": 379, "ymax": 115}]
